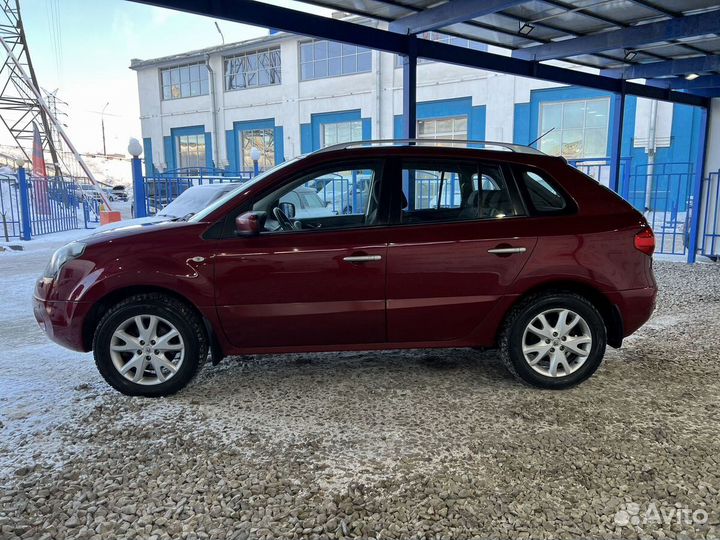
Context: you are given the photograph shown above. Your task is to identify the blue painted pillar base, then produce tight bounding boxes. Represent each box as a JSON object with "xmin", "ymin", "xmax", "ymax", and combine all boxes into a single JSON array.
[
  {"xmin": 131, "ymin": 157, "xmax": 147, "ymax": 218},
  {"xmin": 17, "ymin": 167, "xmax": 32, "ymax": 241}
]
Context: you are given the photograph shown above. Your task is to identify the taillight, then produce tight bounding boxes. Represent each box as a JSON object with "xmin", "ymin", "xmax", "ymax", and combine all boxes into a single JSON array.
[{"xmin": 634, "ymin": 227, "xmax": 655, "ymax": 256}]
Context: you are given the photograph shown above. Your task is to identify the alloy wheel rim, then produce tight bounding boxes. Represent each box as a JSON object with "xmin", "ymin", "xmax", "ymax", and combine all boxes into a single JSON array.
[
  {"xmin": 521, "ymin": 308, "xmax": 592, "ymax": 378},
  {"xmin": 109, "ymin": 315, "xmax": 185, "ymax": 386}
]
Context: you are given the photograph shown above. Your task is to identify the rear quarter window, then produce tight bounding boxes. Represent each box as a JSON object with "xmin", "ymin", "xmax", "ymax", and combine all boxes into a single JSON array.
[{"xmin": 516, "ymin": 168, "xmax": 568, "ymax": 213}]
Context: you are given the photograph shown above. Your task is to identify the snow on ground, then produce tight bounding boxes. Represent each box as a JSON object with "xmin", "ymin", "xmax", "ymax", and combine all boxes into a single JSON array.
[{"xmin": 1, "ymin": 236, "xmax": 720, "ymax": 539}]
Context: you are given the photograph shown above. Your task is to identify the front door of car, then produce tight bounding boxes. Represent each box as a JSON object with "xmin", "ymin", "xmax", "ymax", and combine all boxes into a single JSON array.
[
  {"xmin": 213, "ymin": 160, "xmax": 390, "ymax": 349},
  {"xmin": 386, "ymin": 158, "xmax": 537, "ymax": 343}
]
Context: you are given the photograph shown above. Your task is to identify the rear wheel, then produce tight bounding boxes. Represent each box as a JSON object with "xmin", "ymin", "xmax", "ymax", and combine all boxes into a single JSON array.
[
  {"xmin": 499, "ymin": 292, "xmax": 607, "ymax": 389},
  {"xmin": 93, "ymin": 293, "xmax": 207, "ymax": 397}
]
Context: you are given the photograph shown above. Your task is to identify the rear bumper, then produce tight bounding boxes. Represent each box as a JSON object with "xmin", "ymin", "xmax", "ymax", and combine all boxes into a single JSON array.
[
  {"xmin": 606, "ymin": 286, "xmax": 658, "ymax": 338},
  {"xmin": 33, "ymin": 295, "xmax": 90, "ymax": 352}
]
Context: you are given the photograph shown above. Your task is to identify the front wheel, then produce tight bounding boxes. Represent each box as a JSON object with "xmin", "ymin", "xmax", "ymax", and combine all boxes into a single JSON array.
[
  {"xmin": 93, "ymin": 293, "xmax": 207, "ymax": 397},
  {"xmin": 499, "ymin": 292, "xmax": 607, "ymax": 389}
]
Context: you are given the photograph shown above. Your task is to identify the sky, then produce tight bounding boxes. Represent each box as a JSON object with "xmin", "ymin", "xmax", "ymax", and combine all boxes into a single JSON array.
[{"xmin": 8, "ymin": 0, "xmax": 330, "ymax": 156}]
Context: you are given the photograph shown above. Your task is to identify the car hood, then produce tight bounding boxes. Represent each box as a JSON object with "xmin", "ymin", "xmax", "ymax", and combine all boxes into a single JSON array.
[
  {"xmin": 91, "ymin": 215, "xmax": 172, "ymax": 234},
  {"xmin": 83, "ymin": 219, "xmax": 206, "ymax": 248}
]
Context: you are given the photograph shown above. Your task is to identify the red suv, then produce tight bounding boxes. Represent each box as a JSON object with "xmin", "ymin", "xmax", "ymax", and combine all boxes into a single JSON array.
[{"xmin": 34, "ymin": 142, "xmax": 657, "ymax": 396}]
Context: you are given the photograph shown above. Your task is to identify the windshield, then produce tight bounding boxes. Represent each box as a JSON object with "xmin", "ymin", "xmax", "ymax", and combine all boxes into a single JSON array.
[
  {"xmin": 159, "ymin": 185, "xmax": 235, "ymax": 218},
  {"xmin": 189, "ymin": 157, "xmax": 302, "ymax": 222}
]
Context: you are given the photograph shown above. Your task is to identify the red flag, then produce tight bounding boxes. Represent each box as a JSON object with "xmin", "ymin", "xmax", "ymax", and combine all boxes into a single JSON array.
[{"xmin": 32, "ymin": 122, "xmax": 50, "ymax": 214}]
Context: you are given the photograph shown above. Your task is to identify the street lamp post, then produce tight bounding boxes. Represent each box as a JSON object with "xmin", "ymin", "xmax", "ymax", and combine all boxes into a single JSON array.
[
  {"xmin": 101, "ymin": 102, "xmax": 110, "ymax": 156},
  {"xmin": 250, "ymin": 147, "xmax": 261, "ymax": 177}
]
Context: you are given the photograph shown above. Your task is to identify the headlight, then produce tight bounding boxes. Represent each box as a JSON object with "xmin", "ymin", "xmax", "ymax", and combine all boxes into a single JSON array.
[{"xmin": 43, "ymin": 242, "xmax": 86, "ymax": 278}]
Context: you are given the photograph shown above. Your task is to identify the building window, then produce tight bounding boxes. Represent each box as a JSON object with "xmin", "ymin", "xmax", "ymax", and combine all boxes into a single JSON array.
[
  {"xmin": 161, "ymin": 63, "xmax": 209, "ymax": 100},
  {"xmin": 177, "ymin": 133, "xmax": 206, "ymax": 172},
  {"xmin": 417, "ymin": 116, "xmax": 468, "ymax": 140},
  {"xmin": 396, "ymin": 32, "xmax": 487, "ymax": 67},
  {"xmin": 321, "ymin": 120, "xmax": 363, "ymax": 147},
  {"xmin": 240, "ymin": 128, "xmax": 275, "ymax": 169},
  {"xmin": 299, "ymin": 40, "xmax": 371, "ymax": 80},
  {"xmin": 539, "ymin": 97, "xmax": 610, "ymax": 159},
  {"xmin": 224, "ymin": 48, "xmax": 281, "ymax": 91}
]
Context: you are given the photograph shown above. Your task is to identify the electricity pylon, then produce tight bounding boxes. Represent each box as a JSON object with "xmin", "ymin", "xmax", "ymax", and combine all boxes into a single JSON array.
[{"xmin": 0, "ymin": 0, "xmax": 62, "ymax": 175}]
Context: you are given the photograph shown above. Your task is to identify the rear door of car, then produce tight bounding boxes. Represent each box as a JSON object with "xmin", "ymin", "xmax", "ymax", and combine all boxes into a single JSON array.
[{"xmin": 385, "ymin": 156, "xmax": 537, "ymax": 343}]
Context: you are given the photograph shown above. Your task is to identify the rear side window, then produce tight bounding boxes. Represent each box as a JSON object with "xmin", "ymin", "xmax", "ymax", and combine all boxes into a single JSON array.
[
  {"xmin": 400, "ymin": 162, "xmax": 520, "ymax": 224},
  {"xmin": 518, "ymin": 169, "xmax": 567, "ymax": 213}
]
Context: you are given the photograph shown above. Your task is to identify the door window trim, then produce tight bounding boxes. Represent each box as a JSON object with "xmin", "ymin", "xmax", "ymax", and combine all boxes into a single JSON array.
[
  {"xmin": 509, "ymin": 164, "xmax": 578, "ymax": 216},
  {"xmin": 388, "ymin": 157, "xmax": 527, "ymax": 228},
  {"xmin": 219, "ymin": 158, "xmax": 391, "ymax": 239}
]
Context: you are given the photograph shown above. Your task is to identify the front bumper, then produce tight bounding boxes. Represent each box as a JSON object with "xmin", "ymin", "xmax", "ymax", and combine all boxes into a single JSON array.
[{"xmin": 33, "ymin": 295, "xmax": 90, "ymax": 352}]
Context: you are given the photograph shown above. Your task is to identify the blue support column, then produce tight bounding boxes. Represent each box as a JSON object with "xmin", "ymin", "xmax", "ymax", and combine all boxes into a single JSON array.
[
  {"xmin": 609, "ymin": 92, "xmax": 626, "ymax": 193},
  {"xmin": 132, "ymin": 156, "xmax": 147, "ymax": 218},
  {"xmin": 402, "ymin": 36, "xmax": 417, "ymax": 139},
  {"xmin": 17, "ymin": 165, "xmax": 31, "ymax": 241},
  {"xmin": 402, "ymin": 37, "xmax": 417, "ymax": 209},
  {"xmin": 687, "ymin": 107, "xmax": 710, "ymax": 264}
]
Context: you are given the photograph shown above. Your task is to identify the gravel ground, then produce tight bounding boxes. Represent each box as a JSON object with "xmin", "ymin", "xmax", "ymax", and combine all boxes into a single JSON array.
[{"xmin": 1, "ymin": 240, "xmax": 720, "ymax": 540}]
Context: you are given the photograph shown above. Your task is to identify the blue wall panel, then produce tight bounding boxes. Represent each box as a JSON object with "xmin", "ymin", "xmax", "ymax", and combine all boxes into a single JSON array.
[
  {"xmin": 227, "ymin": 118, "xmax": 281, "ymax": 169},
  {"xmin": 142, "ymin": 137, "xmax": 154, "ymax": 176},
  {"xmin": 163, "ymin": 136, "xmax": 175, "ymax": 171},
  {"xmin": 302, "ymin": 110, "xmax": 371, "ymax": 151},
  {"xmin": 300, "ymin": 124, "xmax": 312, "ymax": 154},
  {"xmin": 393, "ymin": 97, "xmax": 485, "ymax": 139},
  {"xmin": 274, "ymin": 126, "xmax": 285, "ymax": 163},
  {"xmin": 513, "ymin": 103, "xmax": 531, "ymax": 146},
  {"xmin": 225, "ymin": 129, "xmax": 237, "ymax": 172}
]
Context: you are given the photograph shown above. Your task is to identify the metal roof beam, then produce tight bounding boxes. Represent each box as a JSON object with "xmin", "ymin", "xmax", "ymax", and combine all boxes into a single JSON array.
[
  {"xmin": 513, "ymin": 10, "xmax": 720, "ymax": 61},
  {"xmin": 649, "ymin": 75, "xmax": 720, "ymax": 90},
  {"xmin": 126, "ymin": 0, "xmax": 710, "ymax": 107},
  {"xmin": 601, "ymin": 55, "xmax": 720, "ymax": 79},
  {"xmin": 389, "ymin": 0, "xmax": 528, "ymax": 35}
]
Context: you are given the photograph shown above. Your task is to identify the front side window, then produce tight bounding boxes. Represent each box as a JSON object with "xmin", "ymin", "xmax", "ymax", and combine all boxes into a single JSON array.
[
  {"xmin": 299, "ymin": 39, "xmax": 372, "ymax": 80},
  {"xmin": 401, "ymin": 162, "xmax": 518, "ymax": 224},
  {"xmin": 321, "ymin": 120, "xmax": 363, "ymax": 148},
  {"xmin": 538, "ymin": 97, "xmax": 610, "ymax": 159},
  {"xmin": 161, "ymin": 63, "xmax": 209, "ymax": 100},
  {"xmin": 224, "ymin": 48, "xmax": 281, "ymax": 90},
  {"xmin": 177, "ymin": 133, "xmax": 206, "ymax": 173},
  {"xmin": 252, "ymin": 165, "xmax": 380, "ymax": 232},
  {"xmin": 240, "ymin": 128, "xmax": 275, "ymax": 170},
  {"xmin": 417, "ymin": 116, "xmax": 468, "ymax": 141}
]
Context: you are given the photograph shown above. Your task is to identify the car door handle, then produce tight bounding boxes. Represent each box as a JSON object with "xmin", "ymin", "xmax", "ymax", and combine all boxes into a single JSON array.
[
  {"xmin": 487, "ymin": 247, "xmax": 527, "ymax": 255},
  {"xmin": 343, "ymin": 255, "xmax": 382, "ymax": 263}
]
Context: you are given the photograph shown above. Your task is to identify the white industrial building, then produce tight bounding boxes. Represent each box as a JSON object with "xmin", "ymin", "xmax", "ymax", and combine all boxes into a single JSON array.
[{"xmin": 130, "ymin": 15, "xmax": 700, "ymax": 201}]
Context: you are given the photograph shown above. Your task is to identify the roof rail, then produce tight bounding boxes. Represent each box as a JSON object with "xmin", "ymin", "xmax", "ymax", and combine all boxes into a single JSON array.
[{"xmin": 313, "ymin": 139, "xmax": 546, "ymax": 155}]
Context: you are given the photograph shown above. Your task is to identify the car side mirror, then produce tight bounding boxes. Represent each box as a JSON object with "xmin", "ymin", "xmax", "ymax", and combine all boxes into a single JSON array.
[
  {"xmin": 278, "ymin": 201, "xmax": 296, "ymax": 219},
  {"xmin": 234, "ymin": 211, "xmax": 267, "ymax": 237}
]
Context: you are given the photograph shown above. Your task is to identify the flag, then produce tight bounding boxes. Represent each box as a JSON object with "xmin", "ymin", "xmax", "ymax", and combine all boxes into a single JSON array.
[{"xmin": 32, "ymin": 122, "xmax": 50, "ymax": 214}]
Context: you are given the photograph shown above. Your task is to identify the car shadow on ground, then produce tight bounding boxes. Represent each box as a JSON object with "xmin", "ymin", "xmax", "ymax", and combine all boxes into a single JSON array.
[{"xmin": 186, "ymin": 348, "xmax": 515, "ymax": 400}]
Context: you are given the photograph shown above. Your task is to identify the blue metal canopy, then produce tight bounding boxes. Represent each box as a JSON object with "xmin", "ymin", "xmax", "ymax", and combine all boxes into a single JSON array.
[{"xmin": 128, "ymin": 0, "xmax": 719, "ymax": 106}]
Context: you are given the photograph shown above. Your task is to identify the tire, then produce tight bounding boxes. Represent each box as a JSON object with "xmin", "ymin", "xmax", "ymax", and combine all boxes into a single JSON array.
[
  {"xmin": 499, "ymin": 292, "xmax": 607, "ymax": 389},
  {"xmin": 93, "ymin": 293, "xmax": 207, "ymax": 397}
]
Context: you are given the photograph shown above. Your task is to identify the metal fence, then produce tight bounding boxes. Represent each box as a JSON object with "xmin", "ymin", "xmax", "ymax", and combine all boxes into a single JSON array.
[
  {"xmin": 567, "ymin": 158, "xmax": 694, "ymax": 256},
  {"xmin": 0, "ymin": 174, "xmax": 22, "ymax": 240},
  {"xmin": 0, "ymin": 170, "xmax": 100, "ymax": 241},
  {"xmin": 700, "ymin": 171, "xmax": 720, "ymax": 261}
]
